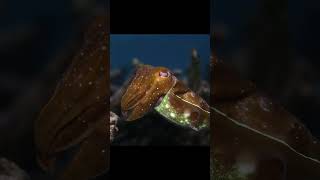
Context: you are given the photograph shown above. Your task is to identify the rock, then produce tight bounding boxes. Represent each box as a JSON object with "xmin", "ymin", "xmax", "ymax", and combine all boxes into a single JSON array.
[
  {"xmin": 110, "ymin": 111, "xmax": 119, "ymax": 142},
  {"xmin": 0, "ymin": 158, "xmax": 29, "ymax": 180}
]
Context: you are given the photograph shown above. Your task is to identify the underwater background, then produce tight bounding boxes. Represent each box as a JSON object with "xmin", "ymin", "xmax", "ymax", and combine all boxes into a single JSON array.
[{"xmin": 111, "ymin": 34, "xmax": 210, "ymax": 77}]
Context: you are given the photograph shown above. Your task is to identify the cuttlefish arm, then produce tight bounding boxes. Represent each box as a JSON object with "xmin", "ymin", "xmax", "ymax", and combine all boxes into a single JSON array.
[{"xmin": 121, "ymin": 65, "xmax": 176, "ymax": 121}]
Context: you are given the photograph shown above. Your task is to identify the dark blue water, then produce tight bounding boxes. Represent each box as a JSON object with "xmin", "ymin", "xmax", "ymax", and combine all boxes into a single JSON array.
[{"xmin": 110, "ymin": 34, "xmax": 210, "ymax": 77}]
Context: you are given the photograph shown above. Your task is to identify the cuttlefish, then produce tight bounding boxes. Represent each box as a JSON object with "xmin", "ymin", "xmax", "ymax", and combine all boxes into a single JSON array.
[
  {"xmin": 34, "ymin": 15, "xmax": 109, "ymax": 180},
  {"xmin": 121, "ymin": 64, "xmax": 210, "ymax": 131},
  {"xmin": 211, "ymin": 56, "xmax": 320, "ymax": 180}
]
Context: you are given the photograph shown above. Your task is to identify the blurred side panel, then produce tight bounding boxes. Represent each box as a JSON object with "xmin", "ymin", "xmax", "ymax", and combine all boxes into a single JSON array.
[
  {"xmin": 211, "ymin": 0, "xmax": 320, "ymax": 179},
  {"xmin": 0, "ymin": 0, "xmax": 109, "ymax": 179}
]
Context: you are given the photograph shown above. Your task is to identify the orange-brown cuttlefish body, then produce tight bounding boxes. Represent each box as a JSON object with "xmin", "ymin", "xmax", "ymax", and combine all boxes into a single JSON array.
[
  {"xmin": 34, "ymin": 15, "xmax": 109, "ymax": 180},
  {"xmin": 121, "ymin": 64, "xmax": 210, "ymax": 131}
]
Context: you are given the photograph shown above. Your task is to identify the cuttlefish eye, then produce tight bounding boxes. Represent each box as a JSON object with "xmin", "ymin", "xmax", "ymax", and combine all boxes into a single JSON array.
[{"xmin": 159, "ymin": 71, "xmax": 171, "ymax": 78}]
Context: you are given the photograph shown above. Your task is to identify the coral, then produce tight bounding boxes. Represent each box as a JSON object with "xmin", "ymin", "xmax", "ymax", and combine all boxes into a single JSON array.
[{"xmin": 187, "ymin": 48, "xmax": 201, "ymax": 92}]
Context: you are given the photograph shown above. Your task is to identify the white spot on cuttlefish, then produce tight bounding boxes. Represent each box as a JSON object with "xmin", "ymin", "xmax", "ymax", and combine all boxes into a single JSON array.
[{"xmin": 183, "ymin": 110, "xmax": 191, "ymax": 118}]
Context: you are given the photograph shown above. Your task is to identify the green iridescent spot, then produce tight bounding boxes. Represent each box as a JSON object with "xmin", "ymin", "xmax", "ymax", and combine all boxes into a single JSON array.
[{"xmin": 154, "ymin": 88, "xmax": 208, "ymax": 131}]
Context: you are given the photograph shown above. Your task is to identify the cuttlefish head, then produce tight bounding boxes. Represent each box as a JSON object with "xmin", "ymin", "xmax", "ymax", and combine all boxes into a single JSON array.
[{"xmin": 121, "ymin": 65, "xmax": 177, "ymax": 121}]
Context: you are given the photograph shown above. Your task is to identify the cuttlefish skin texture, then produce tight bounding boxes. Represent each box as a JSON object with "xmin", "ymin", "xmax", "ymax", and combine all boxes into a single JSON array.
[
  {"xmin": 121, "ymin": 65, "xmax": 176, "ymax": 121},
  {"xmin": 34, "ymin": 15, "xmax": 109, "ymax": 180},
  {"xmin": 211, "ymin": 58, "xmax": 320, "ymax": 180}
]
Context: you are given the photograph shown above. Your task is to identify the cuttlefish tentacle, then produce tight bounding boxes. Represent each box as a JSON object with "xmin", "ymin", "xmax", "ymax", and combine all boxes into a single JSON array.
[
  {"xmin": 121, "ymin": 65, "xmax": 176, "ymax": 121},
  {"xmin": 121, "ymin": 64, "xmax": 210, "ymax": 131}
]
